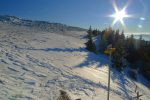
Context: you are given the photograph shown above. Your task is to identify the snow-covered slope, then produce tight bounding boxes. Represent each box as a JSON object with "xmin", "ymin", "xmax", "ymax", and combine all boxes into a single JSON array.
[
  {"xmin": 0, "ymin": 17, "xmax": 150, "ymax": 100},
  {"xmin": 0, "ymin": 15, "xmax": 86, "ymax": 32}
]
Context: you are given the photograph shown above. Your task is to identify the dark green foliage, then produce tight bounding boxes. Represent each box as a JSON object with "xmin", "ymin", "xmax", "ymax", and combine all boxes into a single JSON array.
[
  {"xmin": 128, "ymin": 69, "xmax": 137, "ymax": 80},
  {"xmin": 114, "ymin": 29, "xmax": 120, "ymax": 42},
  {"xmin": 85, "ymin": 26, "xmax": 97, "ymax": 53},
  {"xmin": 125, "ymin": 35, "xmax": 135, "ymax": 55},
  {"xmin": 112, "ymin": 52, "xmax": 123, "ymax": 71},
  {"xmin": 99, "ymin": 36, "xmax": 108, "ymax": 52},
  {"xmin": 141, "ymin": 63, "xmax": 150, "ymax": 80},
  {"xmin": 92, "ymin": 29, "xmax": 99, "ymax": 36},
  {"xmin": 112, "ymin": 39, "xmax": 126, "ymax": 71},
  {"xmin": 87, "ymin": 26, "xmax": 93, "ymax": 39},
  {"xmin": 85, "ymin": 26, "xmax": 150, "ymax": 80},
  {"xmin": 85, "ymin": 39, "xmax": 96, "ymax": 53},
  {"xmin": 100, "ymin": 28, "xmax": 127, "ymax": 71},
  {"xmin": 107, "ymin": 31, "xmax": 115, "ymax": 44}
]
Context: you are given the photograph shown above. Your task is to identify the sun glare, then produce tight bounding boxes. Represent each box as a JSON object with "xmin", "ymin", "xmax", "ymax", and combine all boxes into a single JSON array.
[
  {"xmin": 109, "ymin": 0, "xmax": 132, "ymax": 28},
  {"xmin": 112, "ymin": 10, "xmax": 126, "ymax": 21}
]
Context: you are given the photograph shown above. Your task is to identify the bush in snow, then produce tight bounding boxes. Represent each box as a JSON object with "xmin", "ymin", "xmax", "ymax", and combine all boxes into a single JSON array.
[{"xmin": 57, "ymin": 90, "xmax": 71, "ymax": 100}]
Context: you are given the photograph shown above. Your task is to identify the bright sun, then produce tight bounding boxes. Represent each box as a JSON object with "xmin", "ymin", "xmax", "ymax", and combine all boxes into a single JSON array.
[
  {"xmin": 112, "ymin": 10, "xmax": 127, "ymax": 22},
  {"xmin": 109, "ymin": 1, "xmax": 132, "ymax": 27}
]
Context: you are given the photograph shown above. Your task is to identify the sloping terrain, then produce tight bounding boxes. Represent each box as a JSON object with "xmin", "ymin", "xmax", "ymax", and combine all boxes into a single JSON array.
[{"xmin": 0, "ymin": 16, "xmax": 150, "ymax": 100}]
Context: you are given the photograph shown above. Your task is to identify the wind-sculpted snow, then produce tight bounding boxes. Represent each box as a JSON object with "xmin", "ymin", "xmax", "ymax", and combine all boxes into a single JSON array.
[{"xmin": 0, "ymin": 21, "xmax": 150, "ymax": 100}]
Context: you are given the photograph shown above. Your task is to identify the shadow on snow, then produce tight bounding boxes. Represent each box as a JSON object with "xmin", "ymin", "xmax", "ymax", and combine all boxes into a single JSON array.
[
  {"xmin": 16, "ymin": 46, "xmax": 108, "ymax": 68},
  {"xmin": 16, "ymin": 46, "xmax": 150, "ymax": 99}
]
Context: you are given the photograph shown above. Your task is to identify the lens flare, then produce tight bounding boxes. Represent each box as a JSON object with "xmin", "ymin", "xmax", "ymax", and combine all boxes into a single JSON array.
[{"xmin": 109, "ymin": 0, "xmax": 132, "ymax": 28}]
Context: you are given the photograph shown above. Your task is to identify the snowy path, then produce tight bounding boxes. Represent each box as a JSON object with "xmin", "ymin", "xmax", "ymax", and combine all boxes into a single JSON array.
[{"xmin": 0, "ymin": 26, "xmax": 150, "ymax": 100}]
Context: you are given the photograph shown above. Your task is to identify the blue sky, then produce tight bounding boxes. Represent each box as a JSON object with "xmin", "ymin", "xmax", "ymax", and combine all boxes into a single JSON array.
[{"xmin": 0, "ymin": 0, "xmax": 150, "ymax": 33}]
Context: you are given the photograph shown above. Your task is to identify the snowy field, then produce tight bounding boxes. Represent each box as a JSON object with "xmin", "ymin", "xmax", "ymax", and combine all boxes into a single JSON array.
[{"xmin": 0, "ymin": 22, "xmax": 150, "ymax": 100}]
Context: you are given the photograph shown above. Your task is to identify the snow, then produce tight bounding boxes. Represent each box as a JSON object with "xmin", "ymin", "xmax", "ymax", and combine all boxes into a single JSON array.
[{"xmin": 0, "ymin": 20, "xmax": 150, "ymax": 100}]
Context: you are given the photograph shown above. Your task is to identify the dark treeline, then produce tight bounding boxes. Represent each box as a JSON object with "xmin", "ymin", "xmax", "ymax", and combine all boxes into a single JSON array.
[{"xmin": 85, "ymin": 26, "xmax": 150, "ymax": 80}]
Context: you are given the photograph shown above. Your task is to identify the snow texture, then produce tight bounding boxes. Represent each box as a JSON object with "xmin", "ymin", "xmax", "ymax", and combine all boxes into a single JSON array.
[{"xmin": 0, "ymin": 16, "xmax": 150, "ymax": 100}]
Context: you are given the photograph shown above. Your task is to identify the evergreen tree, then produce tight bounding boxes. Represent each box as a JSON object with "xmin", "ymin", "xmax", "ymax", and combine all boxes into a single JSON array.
[
  {"xmin": 85, "ymin": 26, "xmax": 96, "ymax": 53},
  {"xmin": 120, "ymin": 31, "xmax": 125, "ymax": 40},
  {"xmin": 99, "ymin": 36, "xmax": 108, "ymax": 52},
  {"xmin": 87, "ymin": 26, "xmax": 92, "ymax": 40},
  {"xmin": 139, "ymin": 35, "xmax": 143, "ymax": 48},
  {"xmin": 112, "ymin": 39, "xmax": 126, "ymax": 71},
  {"xmin": 108, "ymin": 30, "xmax": 115, "ymax": 44},
  {"xmin": 126, "ymin": 34, "xmax": 135, "ymax": 62},
  {"xmin": 115, "ymin": 29, "xmax": 120, "ymax": 42},
  {"xmin": 93, "ymin": 29, "xmax": 98, "ymax": 36}
]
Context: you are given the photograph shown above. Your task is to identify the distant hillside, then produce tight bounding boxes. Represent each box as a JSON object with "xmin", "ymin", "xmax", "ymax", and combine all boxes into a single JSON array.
[{"xmin": 0, "ymin": 15, "xmax": 87, "ymax": 32}]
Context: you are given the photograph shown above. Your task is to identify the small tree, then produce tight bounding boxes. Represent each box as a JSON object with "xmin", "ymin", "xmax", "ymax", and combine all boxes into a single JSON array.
[
  {"xmin": 85, "ymin": 39, "xmax": 96, "ymax": 53},
  {"xmin": 87, "ymin": 26, "xmax": 92, "ymax": 40},
  {"xmin": 85, "ymin": 26, "xmax": 97, "ymax": 53}
]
